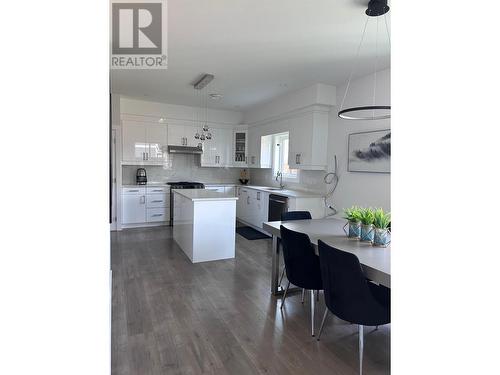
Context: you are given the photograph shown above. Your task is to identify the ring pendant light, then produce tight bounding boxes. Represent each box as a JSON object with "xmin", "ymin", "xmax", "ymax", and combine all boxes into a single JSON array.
[{"xmin": 338, "ymin": 0, "xmax": 391, "ymax": 120}]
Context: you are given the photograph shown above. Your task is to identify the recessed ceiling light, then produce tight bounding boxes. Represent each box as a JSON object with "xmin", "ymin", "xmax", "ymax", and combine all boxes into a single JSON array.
[
  {"xmin": 209, "ymin": 93, "xmax": 223, "ymax": 100},
  {"xmin": 159, "ymin": 117, "xmax": 165, "ymax": 123}
]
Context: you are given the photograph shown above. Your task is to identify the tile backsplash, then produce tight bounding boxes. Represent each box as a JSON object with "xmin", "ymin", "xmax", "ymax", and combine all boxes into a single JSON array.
[
  {"xmin": 122, "ymin": 154, "xmax": 327, "ymax": 194},
  {"xmin": 246, "ymin": 168, "xmax": 326, "ymax": 194},
  {"xmin": 122, "ymin": 154, "xmax": 243, "ymax": 184}
]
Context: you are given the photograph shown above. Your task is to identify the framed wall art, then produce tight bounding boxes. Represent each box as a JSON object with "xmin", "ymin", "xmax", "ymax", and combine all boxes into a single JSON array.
[{"xmin": 348, "ymin": 129, "xmax": 391, "ymax": 173}]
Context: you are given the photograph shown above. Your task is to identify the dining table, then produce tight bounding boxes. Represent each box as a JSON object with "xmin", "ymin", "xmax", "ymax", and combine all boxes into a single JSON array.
[{"xmin": 262, "ymin": 217, "xmax": 391, "ymax": 295}]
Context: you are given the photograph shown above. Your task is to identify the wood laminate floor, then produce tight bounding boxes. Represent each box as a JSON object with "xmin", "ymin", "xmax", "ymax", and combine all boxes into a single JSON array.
[{"xmin": 111, "ymin": 226, "xmax": 390, "ymax": 375}]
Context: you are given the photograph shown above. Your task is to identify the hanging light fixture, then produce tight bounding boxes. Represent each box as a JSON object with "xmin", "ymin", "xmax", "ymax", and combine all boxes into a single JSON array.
[
  {"xmin": 338, "ymin": 0, "xmax": 391, "ymax": 120},
  {"xmin": 192, "ymin": 73, "xmax": 215, "ymax": 142}
]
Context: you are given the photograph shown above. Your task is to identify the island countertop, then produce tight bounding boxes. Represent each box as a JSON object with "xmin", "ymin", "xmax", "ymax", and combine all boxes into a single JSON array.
[{"xmin": 172, "ymin": 189, "xmax": 239, "ymax": 201}]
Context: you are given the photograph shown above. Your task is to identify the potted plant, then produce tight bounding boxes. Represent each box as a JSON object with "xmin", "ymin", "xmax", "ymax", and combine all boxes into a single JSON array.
[
  {"xmin": 373, "ymin": 208, "xmax": 391, "ymax": 247},
  {"xmin": 359, "ymin": 207, "xmax": 375, "ymax": 242},
  {"xmin": 343, "ymin": 206, "xmax": 362, "ymax": 239}
]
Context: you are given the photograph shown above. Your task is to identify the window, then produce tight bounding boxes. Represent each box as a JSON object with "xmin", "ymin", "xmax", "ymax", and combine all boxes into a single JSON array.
[{"xmin": 273, "ymin": 132, "xmax": 298, "ymax": 180}]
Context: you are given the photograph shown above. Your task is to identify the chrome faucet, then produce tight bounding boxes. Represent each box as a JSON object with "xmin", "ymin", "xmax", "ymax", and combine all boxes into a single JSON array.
[{"xmin": 275, "ymin": 171, "xmax": 285, "ymax": 189}]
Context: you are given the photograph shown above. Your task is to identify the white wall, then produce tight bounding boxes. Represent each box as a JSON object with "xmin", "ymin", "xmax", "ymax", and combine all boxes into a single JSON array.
[
  {"xmin": 243, "ymin": 83, "xmax": 335, "ymax": 125},
  {"xmin": 246, "ymin": 69, "xmax": 391, "ymax": 214},
  {"xmin": 327, "ymin": 68, "xmax": 391, "ymax": 215},
  {"xmin": 120, "ymin": 96, "xmax": 243, "ymax": 125}
]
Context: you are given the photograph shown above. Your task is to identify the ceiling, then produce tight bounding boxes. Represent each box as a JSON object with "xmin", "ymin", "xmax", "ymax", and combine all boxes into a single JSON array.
[{"xmin": 110, "ymin": 0, "xmax": 390, "ymax": 111}]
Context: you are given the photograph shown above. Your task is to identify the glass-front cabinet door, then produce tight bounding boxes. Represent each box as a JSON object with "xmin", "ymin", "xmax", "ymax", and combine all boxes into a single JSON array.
[{"xmin": 233, "ymin": 130, "xmax": 247, "ymax": 166}]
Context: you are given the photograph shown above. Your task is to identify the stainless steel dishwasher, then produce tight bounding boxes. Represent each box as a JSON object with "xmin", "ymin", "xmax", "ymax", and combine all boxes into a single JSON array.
[{"xmin": 268, "ymin": 194, "xmax": 288, "ymax": 221}]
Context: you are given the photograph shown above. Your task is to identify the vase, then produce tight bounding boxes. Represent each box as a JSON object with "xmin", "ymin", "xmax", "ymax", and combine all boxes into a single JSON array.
[
  {"xmin": 360, "ymin": 224, "xmax": 374, "ymax": 242},
  {"xmin": 343, "ymin": 221, "xmax": 361, "ymax": 239},
  {"xmin": 373, "ymin": 228, "xmax": 391, "ymax": 247}
]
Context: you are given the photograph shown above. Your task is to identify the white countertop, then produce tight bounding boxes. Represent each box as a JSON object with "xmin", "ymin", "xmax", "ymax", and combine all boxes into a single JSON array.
[
  {"xmin": 121, "ymin": 183, "xmax": 322, "ymax": 198},
  {"xmin": 123, "ymin": 182, "xmax": 237, "ymax": 188},
  {"xmin": 241, "ymin": 185, "xmax": 323, "ymax": 198},
  {"xmin": 122, "ymin": 183, "xmax": 168, "ymax": 188},
  {"xmin": 173, "ymin": 189, "xmax": 238, "ymax": 201}
]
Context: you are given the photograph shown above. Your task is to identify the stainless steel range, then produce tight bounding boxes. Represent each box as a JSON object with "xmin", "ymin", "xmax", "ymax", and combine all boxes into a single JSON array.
[{"xmin": 167, "ymin": 182, "xmax": 205, "ymax": 225}]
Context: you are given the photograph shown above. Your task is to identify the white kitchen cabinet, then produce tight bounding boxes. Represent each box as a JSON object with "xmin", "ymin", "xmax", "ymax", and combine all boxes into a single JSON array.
[
  {"xmin": 233, "ymin": 128, "xmax": 248, "ymax": 166},
  {"xmin": 260, "ymin": 135, "xmax": 273, "ymax": 169},
  {"xmin": 167, "ymin": 124, "xmax": 186, "ymax": 146},
  {"xmin": 205, "ymin": 186, "xmax": 225, "ymax": 193},
  {"xmin": 205, "ymin": 185, "xmax": 236, "ymax": 196},
  {"xmin": 236, "ymin": 187, "xmax": 270, "ymax": 231},
  {"xmin": 247, "ymin": 127, "xmax": 260, "ymax": 167},
  {"xmin": 122, "ymin": 120, "xmax": 168, "ymax": 164},
  {"xmin": 168, "ymin": 123, "xmax": 201, "ymax": 147},
  {"xmin": 200, "ymin": 136, "xmax": 218, "ymax": 167},
  {"xmin": 200, "ymin": 127, "xmax": 232, "ymax": 167},
  {"xmin": 122, "ymin": 193, "xmax": 146, "ymax": 224},
  {"xmin": 247, "ymin": 128, "xmax": 272, "ymax": 169},
  {"xmin": 237, "ymin": 187, "xmax": 249, "ymax": 222},
  {"xmin": 146, "ymin": 207, "xmax": 169, "ymax": 223},
  {"xmin": 122, "ymin": 186, "xmax": 170, "ymax": 227},
  {"xmin": 146, "ymin": 193, "xmax": 169, "ymax": 208},
  {"xmin": 248, "ymin": 190, "xmax": 269, "ymax": 229},
  {"xmin": 122, "ymin": 122, "xmax": 147, "ymax": 163},
  {"xmin": 146, "ymin": 124, "xmax": 168, "ymax": 162},
  {"xmin": 185, "ymin": 126, "xmax": 201, "ymax": 147},
  {"xmin": 288, "ymin": 111, "xmax": 329, "ymax": 170},
  {"xmin": 225, "ymin": 186, "xmax": 236, "ymax": 197}
]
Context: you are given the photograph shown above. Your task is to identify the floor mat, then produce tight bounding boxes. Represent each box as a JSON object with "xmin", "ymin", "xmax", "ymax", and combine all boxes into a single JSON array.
[{"xmin": 236, "ymin": 226, "xmax": 271, "ymax": 240}]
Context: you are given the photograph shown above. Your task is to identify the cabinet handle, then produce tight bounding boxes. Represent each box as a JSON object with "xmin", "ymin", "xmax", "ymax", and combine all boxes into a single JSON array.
[
  {"xmin": 296, "ymin": 154, "xmax": 301, "ymax": 164},
  {"xmin": 247, "ymin": 196, "xmax": 250, "ymax": 204},
  {"xmin": 146, "ymin": 152, "xmax": 149, "ymax": 160},
  {"xmin": 245, "ymin": 156, "xmax": 247, "ymax": 163},
  {"xmin": 140, "ymin": 196, "xmax": 146, "ymax": 204},
  {"xmin": 152, "ymin": 214, "xmax": 163, "ymax": 217},
  {"xmin": 251, "ymin": 156, "xmax": 255, "ymax": 165},
  {"xmin": 257, "ymin": 192, "xmax": 260, "ymax": 200},
  {"xmin": 128, "ymin": 189, "xmax": 139, "ymax": 192},
  {"xmin": 151, "ymin": 200, "xmax": 163, "ymax": 203},
  {"xmin": 151, "ymin": 189, "xmax": 163, "ymax": 192}
]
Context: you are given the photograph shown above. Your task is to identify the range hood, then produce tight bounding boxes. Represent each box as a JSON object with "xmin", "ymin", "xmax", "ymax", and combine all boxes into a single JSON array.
[{"xmin": 167, "ymin": 145, "xmax": 203, "ymax": 155}]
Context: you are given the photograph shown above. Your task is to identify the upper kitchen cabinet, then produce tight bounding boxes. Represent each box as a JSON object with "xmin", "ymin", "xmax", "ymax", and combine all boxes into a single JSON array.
[
  {"xmin": 232, "ymin": 127, "xmax": 248, "ymax": 166},
  {"xmin": 167, "ymin": 123, "xmax": 201, "ymax": 148},
  {"xmin": 288, "ymin": 111, "xmax": 329, "ymax": 170},
  {"xmin": 122, "ymin": 120, "xmax": 168, "ymax": 165},
  {"xmin": 247, "ymin": 127, "xmax": 272, "ymax": 169},
  {"xmin": 200, "ymin": 127, "xmax": 232, "ymax": 167}
]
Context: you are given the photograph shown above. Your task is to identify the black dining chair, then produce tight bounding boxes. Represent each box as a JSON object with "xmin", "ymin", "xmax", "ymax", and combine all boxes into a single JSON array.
[
  {"xmin": 279, "ymin": 211, "xmax": 312, "ymax": 303},
  {"xmin": 280, "ymin": 225, "xmax": 323, "ymax": 336},
  {"xmin": 317, "ymin": 240, "xmax": 390, "ymax": 375}
]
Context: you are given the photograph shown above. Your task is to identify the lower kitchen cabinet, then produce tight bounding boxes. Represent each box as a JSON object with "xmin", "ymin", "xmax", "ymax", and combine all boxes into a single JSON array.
[
  {"xmin": 122, "ymin": 193, "xmax": 146, "ymax": 224},
  {"xmin": 146, "ymin": 207, "xmax": 169, "ymax": 222},
  {"xmin": 236, "ymin": 187, "xmax": 269, "ymax": 231},
  {"xmin": 235, "ymin": 187, "xmax": 325, "ymax": 232},
  {"xmin": 121, "ymin": 187, "xmax": 170, "ymax": 227}
]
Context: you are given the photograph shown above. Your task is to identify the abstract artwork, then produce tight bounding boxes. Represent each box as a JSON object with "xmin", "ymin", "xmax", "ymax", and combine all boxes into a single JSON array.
[{"xmin": 348, "ymin": 129, "xmax": 391, "ymax": 173}]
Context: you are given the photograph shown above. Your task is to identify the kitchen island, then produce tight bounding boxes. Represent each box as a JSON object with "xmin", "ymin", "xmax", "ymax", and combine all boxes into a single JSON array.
[{"xmin": 172, "ymin": 189, "xmax": 238, "ymax": 263}]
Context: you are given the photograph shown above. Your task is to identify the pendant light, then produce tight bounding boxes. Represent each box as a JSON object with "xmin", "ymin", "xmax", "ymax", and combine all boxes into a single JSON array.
[
  {"xmin": 192, "ymin": 74, "xmax": 215, "ymax": 142},
  {"xmin": 338, "ymin": 0, "xmax": 391, "ymax": 120}
]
